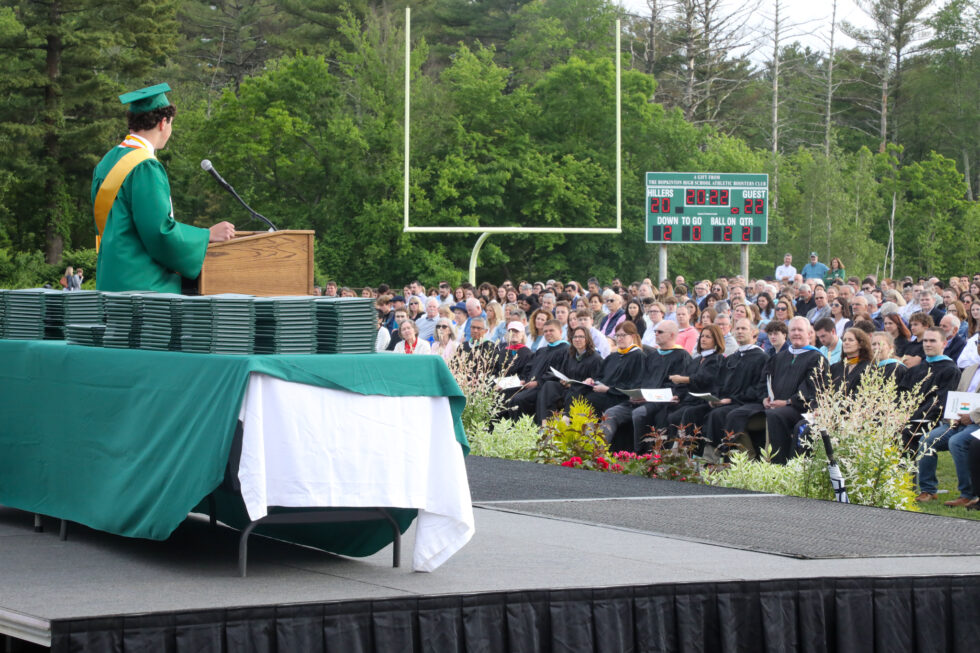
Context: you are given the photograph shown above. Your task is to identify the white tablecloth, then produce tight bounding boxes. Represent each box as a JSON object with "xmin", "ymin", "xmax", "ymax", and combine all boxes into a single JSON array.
[{"xmin": 237, "ymin": 372, "xmax": 474, "ymax": 572}]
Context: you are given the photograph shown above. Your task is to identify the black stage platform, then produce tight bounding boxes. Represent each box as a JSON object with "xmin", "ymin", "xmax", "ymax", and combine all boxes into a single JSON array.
[{"xmin": 2, "ymin": 456, "xmax": 980, "ymax": 652}]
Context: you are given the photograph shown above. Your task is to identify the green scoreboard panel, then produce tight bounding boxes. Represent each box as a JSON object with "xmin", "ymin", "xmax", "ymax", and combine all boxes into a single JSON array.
[{"xmin": 645, "ymin": 172, "xmax": 769, "ymax": 244}]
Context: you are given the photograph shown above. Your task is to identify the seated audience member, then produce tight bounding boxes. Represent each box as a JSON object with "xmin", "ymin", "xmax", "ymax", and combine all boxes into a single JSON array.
[
  {"xmin": 416, "ymin": 297, "xmax": 441, "ymax": 342},
  {"xmin": 871, "ymin": 331, "xmax": 906, "ymax": 381},
  {"xmin": 903, "ymin": 312, "xmax": 933, "ymax": 366},
  {"xmin": 724, "ymin": 317, "xmax": 827, "ymax": 464},
  {"xmin": 829, "ymin": 328, "xmax": 872, "ymax": 396},
  {"xmin": 940, "ymin": 314, "xmax": 967, "ymax": 362},
  {"xmin": 713, "ymin": 311, "xmax": 737, "ymax": 355},
  {"xmin": 578, "ymin": 322, "xmax": 646, "ymax": 415},
  {"xmin": 625, "ymin": 299, "xmax": 647, "ymax": 338},
  {"xmin": 755, "ymin": 292, "xmax": 775, "ymax": 322},
  {"xmin": 599, "ymin": 291, "xmax": 627, "ymax": 338},
  {"xmin": 554, "ymin": 300, "xmax": 572, "ymax": 335},
  {"xmin": 829, "ymin": 296, "xmax": 853, "ymax": 338},
  {"xmin": 774, "ymin": 298, "xmax": 794, "ymax": 325},
  {"xmin": 386, "ymin": 306, "xmax": 411, "ymax": 351},
  {"xmin": 814, "ymin": 317, "xmax": 842, "ymax": 364},
  {"xmin": 674, "ymin": 304, "xmax": 699, "ymax": 353},
  {"xmin": 394, "ymin": 319, "xmax": 431, "ymax": 355},
  {"xmin": 764, "ymin": 319, "xmax": 789, "ymax": 355},
  {"xmin": 506, "ymin": 319, "xmax": 570, "ymax": 419},
  {"xmin": 666, "ymin": 325, "xmax": 725, "ymax": 438},
  {"xmin": 914, "ymin": 337, "xmax": 980, "ymax": 506},
  {"xmin": 535, "ymin": 326, "xmax": 604, "ymax": 425},
  {"xmin": 599, "ymin": 320, "xmax": 691, "ymax": 452},
  {"xmin": 640, "ymin": 302, "xmax": 665, "ymax": 349},
  {"xmin": 958, "ymin": 302, "xmax": 980, "ymax": 369},
  {"xmin": 919, "ymin": 290, "xmax": 946, "ymax": 325},
  {"xmin": 375, "ymin": 311, "xmax": 391, "ymax": 352},
  {"xmin": 431, "ymin": 318, "xmax": 459, "ymax": 362},
  {"xmin": 794, "ymin": 283, "xmax": 816, "ymax": 317},
  {"xmin": 460, "ymin": 316, "xmax": 497, "ymax": 358},
  {"xmin": 527, "ymin": 308, "xmax": 550, "ymax": 352},
  {"xmin": 898, "ymin": 326, "xmax": 961, "ymax": 453},
  {"xmin": 806, "ymin": 286, "xmax": 831, "ymax": 324},
  {"xmin": 881, "ymin": 313, "xmax": 911, "ymax": 357}
]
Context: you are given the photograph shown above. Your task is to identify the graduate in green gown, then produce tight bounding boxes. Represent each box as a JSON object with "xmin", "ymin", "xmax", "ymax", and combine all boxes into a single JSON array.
[{"xmin": 92, "ymin": 83, "xmax": 235, "ymax": 293}]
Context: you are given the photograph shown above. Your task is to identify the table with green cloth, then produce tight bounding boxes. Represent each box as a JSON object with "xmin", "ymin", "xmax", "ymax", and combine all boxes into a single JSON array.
[{"xmin": 0, "ymin": 340, "xmax": 474, "ymax": 572}]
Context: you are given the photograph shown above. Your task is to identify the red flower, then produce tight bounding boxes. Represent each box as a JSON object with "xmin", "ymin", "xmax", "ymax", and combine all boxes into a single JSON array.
[
  {"xmin": 611, "ymin": 464, "xmax": 624, "ymax": 472},
  {"xmin": 680, "ymin": 477, "xmax": 687, "ymax": 481},
  {"xmin": 561, "ymin": 461, "xmax": 573, "ymax": 467},
  {"xmin": 596, "ymin": 457, "xmax": 609, "ymax": 469}
]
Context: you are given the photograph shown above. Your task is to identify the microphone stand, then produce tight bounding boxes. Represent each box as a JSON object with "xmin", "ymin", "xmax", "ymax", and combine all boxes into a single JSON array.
[{"xmin": 201, "ymin": 160, "xmax": 277, "ymax": 231}]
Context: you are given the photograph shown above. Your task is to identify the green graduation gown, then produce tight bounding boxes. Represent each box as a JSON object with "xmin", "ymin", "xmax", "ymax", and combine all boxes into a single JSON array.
[{"xmin": 92, "ymin": 145, "xmax": 210, "ymax": 293}]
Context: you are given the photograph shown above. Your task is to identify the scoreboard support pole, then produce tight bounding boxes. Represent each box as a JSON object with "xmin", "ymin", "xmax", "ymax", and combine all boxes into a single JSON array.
[
  {"xmin": 659, "ymin": 245, "xmax": 668, "ymax": 282},
  {"xmin": 740, "ymin": 244, "xmax": 749, "ymax": 280}
]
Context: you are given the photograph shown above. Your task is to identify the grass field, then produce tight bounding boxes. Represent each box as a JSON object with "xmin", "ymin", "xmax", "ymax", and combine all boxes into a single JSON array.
[{"xmin": 913, "ymin": 450, "xmax": 980, "ymax": 521}]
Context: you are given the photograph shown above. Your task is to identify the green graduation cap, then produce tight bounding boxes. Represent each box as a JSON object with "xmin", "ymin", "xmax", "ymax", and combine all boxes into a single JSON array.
[{"xmin": 119, "ymin": 83, "xmax": 172, "ymax": 114}]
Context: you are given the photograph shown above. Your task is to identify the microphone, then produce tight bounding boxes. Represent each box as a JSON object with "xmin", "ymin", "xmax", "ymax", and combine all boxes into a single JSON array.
[{"xmin": 200, "ymin": 159, "xmax": 277, "ymax": 231}]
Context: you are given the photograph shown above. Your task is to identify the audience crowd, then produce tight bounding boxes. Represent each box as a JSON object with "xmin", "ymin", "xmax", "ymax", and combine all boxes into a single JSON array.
[{"xmin": 322, "ymin": 255, "xmax": 980, "ymax": 510}]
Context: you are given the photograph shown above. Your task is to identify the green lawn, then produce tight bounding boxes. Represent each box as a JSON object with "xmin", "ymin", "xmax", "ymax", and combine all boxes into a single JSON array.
[{"xmin": 913, "ymin": 450, "xmax": 980, "ymax": 521}]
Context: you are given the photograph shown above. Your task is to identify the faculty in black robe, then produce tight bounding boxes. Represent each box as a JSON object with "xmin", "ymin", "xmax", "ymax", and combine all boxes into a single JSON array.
[
  {"xmin": 702, "ymin": 319, "xmax": 769, "ymax": 451},
  {"xmin": 723, "ymin": 317, "xmax": 828, "ymax": 464},
  {"xmin": 507, "ymin": 320, "xmax": 570, "ymax": 419},
  {"xmin": 899, "ymin": 327, "xmax": 961, "ymax": 452},
  {"xmin": 577, "ymin": 321, "xmax": 646, "ymax": 416},
  {"xmin": 599, "ymin": 320, "xmax": 690, "ymax": 452},
  {"xmin": 535, "ymin": 326, "xmax": 603, "ymax": 425},
  {"xmin": 665, "ymin": 324, "xmax": 725, "ymax": 440}
]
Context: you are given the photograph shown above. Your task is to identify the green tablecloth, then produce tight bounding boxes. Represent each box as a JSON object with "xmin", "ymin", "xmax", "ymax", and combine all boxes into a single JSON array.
[{"xmin": 0, "ymin": 340, "xmax": 467, "ymax": 549}]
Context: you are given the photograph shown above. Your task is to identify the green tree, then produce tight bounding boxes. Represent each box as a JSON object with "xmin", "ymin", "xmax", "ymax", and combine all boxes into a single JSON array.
[{"xmin": 0, "ymin": 0, "xmax": 177, "ymax": 263}]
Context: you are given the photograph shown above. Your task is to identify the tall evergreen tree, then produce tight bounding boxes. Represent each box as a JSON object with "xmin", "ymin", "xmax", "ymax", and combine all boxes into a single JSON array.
[{"xmin": 0, "ymin": 0, "xmax": 177, "ymax": 262}]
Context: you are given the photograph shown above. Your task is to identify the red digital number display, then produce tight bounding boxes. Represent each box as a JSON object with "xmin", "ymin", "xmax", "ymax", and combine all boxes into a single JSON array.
[
  {"xmin": 742, "ymin": 226, "xmax": 752, "ymax": 241},
  {"xmin": 663, "ymin": 225, "xmax": 672, "ymax": 240},
  {"xmin": 743, "ymin": 198, "xmax": 765, "ymax": 214},
  {"xmin": 692, "ymin": 225, "xmax": 701, "ymax": 241},
  {"xmin": 723, "ymin": 226, "xmax": 732, "ymax": 241},
  {"xmin": 685, "ymin": 189, "xmax": 729, "ymax": 206},
  {"xmin": 649, "ymin": 197, "xmax": 672, "ymax": 213}
]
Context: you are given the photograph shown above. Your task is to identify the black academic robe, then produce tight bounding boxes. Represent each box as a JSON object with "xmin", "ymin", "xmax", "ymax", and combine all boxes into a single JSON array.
[
  {"xmin": 498, "ymin": 344, "xmax": 534, "ymax": 381},
  {"xmin": 893, "ymin": 336, "xmax": 911, "ymax": 357},
  {"xmin": 578, "ymin": 347, "xmax": 646, "ymax": 414},
  {"xmin": 899, "ymin": 357, "xmax": 961, "ymax": 430},
  {"xmin": 630, "ymin": 347, "xmax": 693, "ymax": 435},
  {"xmin": 723, "ymin": 348, "xmax": 827, "ymax": 464},
  {"xmin": 536, "ymin": 349, "xmax": 603, "ymax": 424},
  {"xmin": 667, "ymin": 351, "xmax": 723, "ymax": 438},
  {"xmin": 829, "ymin": 360, "xmax": 870, "ymax": 396},
  {"xmin": 507, "ymin": 342, "xmax": 570, "ymax": 418},
  {"xmin": 878, "ymin": 361, "xmax": 907, "ymax": 383},
  {"xmin": 702, "ymin": 347, "xmax": 770, "ymax": 447}
]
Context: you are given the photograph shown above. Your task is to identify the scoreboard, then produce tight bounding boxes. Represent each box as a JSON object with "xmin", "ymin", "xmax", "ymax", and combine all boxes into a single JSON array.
[{"xmin": 645, "ymin": 172, "xmax": 769, "ymax": 244}]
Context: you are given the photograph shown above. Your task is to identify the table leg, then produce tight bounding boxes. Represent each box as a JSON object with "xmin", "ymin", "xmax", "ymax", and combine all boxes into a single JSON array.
[{"xmin": 33, "ymin": 514, "xmax": 43, "ymax": 533}]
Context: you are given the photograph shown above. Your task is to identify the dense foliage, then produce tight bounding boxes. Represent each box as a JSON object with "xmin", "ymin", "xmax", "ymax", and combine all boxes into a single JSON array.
[{"xmin": 1, "ymin": 0, "xmax": 978, "ymax": 288}]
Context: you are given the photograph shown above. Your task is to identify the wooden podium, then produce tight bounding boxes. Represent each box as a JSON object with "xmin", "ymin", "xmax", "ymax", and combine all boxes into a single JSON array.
[{"xmin": 196, "ymin": 230, "xmax": 315, "ymax": 296}]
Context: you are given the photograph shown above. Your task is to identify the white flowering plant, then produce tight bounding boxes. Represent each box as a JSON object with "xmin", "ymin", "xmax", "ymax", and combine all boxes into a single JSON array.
[{"xmin": 707, "ymin": 364, "xmax": 929, "ymax": 511}]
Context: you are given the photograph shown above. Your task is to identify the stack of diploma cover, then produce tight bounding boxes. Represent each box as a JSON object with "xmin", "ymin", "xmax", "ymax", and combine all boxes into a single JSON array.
[
  {"xmin": 102, "ymin": 292, "xmax": 147, "ymax": 348},
  {"xmin": 253, "ymin": 296, "xmax": 318, "ymax": 354},
  {"xmin": 315, "ymin": 297, "xmax": 377, "ymax": 354},
  {"xmin": 181, "ymin": 294, "xmax": 256, "ymax": 354},
  {"xmin": 139, "ymin": 293, "xmax": 185, "ymax": 351},
  {"xmin": 0, "ymin": 289, "xmax": 49, "ymax": 340}
]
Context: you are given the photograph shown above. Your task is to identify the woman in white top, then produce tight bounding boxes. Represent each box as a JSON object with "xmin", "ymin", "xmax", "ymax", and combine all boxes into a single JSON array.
[
  {"xmin": 394, "ymin": 319, "xmax": 431, "ymax": 355},
  {"xmin": 374, "ymin": 313, "xmax": 391, "ymax": 352},
  {"xmin": 429, "ymin": 317, "xmax": 458, "ymax": 362}
]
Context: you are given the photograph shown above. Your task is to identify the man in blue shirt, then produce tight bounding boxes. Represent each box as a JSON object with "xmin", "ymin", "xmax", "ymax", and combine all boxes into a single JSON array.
[{"xmin": 801, "ymin": 252, "xmax": 829, "ymax": 282}]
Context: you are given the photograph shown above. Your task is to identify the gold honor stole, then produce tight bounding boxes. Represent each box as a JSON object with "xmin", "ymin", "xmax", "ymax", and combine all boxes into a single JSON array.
[{"xmin": 93, "ymin": 137, "xmax": 154, "ymax": 251}]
